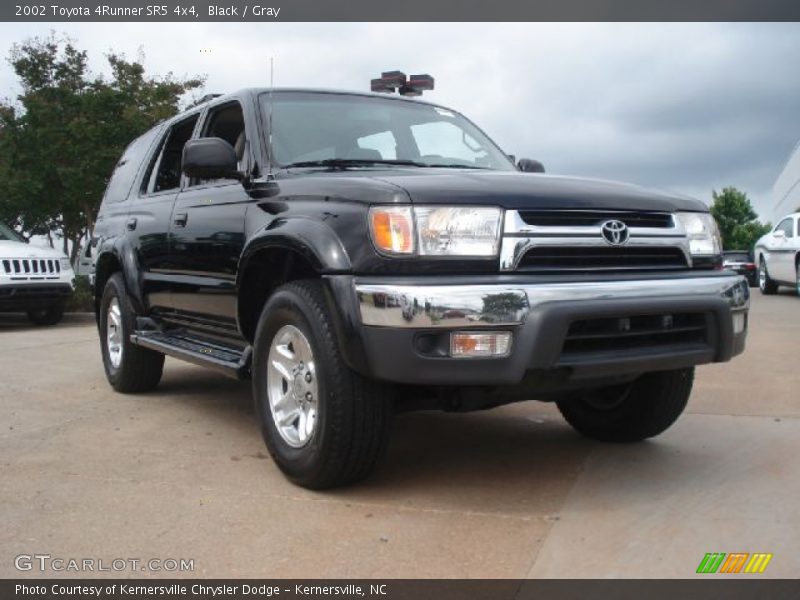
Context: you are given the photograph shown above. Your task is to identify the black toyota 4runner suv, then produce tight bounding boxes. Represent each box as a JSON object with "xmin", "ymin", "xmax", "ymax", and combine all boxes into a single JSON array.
[{"xmin": 92, "ymin": 88, "xmax": 749, "ymax": 489}]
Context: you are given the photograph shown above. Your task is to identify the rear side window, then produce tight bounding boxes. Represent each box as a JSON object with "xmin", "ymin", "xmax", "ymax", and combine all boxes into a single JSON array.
[
  {"xmin": 102, "ymin": 126, "xmax": 162, "ymax": 203},
  {"xmin": 141, "ymin": 113, "xmax": 200, "ymax": 195}
]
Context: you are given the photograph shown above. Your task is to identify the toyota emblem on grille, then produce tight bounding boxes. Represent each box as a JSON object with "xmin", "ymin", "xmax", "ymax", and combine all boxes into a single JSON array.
[{"xmin": 600, "ymin": 220, "xmax": 630, "ymax": 246}]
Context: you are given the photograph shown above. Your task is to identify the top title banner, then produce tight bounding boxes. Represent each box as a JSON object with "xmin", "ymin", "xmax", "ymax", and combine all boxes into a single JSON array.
[{"xmin": 2, "ymin": 0, "xmax": 800, "ymax": 22}]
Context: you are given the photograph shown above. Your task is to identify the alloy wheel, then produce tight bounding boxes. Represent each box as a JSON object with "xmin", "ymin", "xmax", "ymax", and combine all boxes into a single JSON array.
[
  {"xmin": 266, "ymin": 324, "xmax": 318, "ymax": 448},
  {"xmin": 106, "ymin": 297, "xmax": 123, "ymax": 369}
]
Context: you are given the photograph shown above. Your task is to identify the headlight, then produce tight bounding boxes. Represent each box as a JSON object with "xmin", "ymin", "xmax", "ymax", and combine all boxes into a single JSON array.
[
  {"xmin": 416, "ymin": 206, "xmax": 502, "ymax": 256},
  {"xmin": 675, "ymin": 212, "xmax": 721, "ymax": 256},
  {"xmin": 369, "ymin": 205, "xmax": 503, "ymax": 257},
  {"xmin": 59, "ymin": 258, "xmax": 72, "ymax": 271}
]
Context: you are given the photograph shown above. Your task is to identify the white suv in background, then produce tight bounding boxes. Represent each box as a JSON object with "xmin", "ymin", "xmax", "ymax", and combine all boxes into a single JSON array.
[
  {"xmin": 0, "ymin": 222, "xmax": 75, "ymax": 325},
  {"xmin": 755, "ymin": 212, "xmax": 800, "ymax": 296}
]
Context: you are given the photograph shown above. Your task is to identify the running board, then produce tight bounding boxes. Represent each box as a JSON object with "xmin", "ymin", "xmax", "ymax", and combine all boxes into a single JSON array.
[{"xmin": 130, "ymin": 331, "xmax": 251, "ymax": 379}]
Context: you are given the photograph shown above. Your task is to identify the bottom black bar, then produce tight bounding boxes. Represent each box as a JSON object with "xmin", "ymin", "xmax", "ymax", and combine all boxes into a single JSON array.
[{"xmin": 3, "ymin": 579, "xmax": 800, "ymax": 600}]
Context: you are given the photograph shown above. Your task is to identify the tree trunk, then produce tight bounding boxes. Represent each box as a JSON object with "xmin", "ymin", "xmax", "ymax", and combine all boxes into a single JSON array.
[{"xmin": 69, "ymin": 234, "xmax": 82, "ymax": 266}]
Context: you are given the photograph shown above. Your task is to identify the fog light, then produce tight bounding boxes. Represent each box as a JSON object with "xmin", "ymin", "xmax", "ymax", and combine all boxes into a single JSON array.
[
  {"xmin": 732, "ymin": 312, "xmax": 746, "ymax": 334},
  {"xmin": 450, "ymin": 331, "xmax": 512, "ymax": 358}
]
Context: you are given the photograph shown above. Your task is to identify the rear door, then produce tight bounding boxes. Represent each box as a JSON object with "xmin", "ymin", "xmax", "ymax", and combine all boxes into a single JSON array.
[
  {"xmin": 167, "ymin": 98, "xmax": 254, "ymax": 336},
  {"xmin": 131, "ymin": 112, "xmax": 201, "ymax": 312}
]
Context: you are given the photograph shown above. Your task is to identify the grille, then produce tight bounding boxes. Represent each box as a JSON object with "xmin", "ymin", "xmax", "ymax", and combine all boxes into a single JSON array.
[
  {"xmin": 518, "ymin": 210, "xmax": 674, "ymax": 228},
  {"xmin": 517, "ymin": 246, "xmax": 688, "ymax": 272},
  {"xmin": 1, "ymin": 258, "xmax": 61, "ymax": 276},
  {"xmin": 561, "ymin": 312, "xmax": 708, "ymax": 358}
]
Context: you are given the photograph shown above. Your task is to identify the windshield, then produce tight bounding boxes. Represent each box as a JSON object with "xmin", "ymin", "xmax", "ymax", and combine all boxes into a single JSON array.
[
  {"xmin": 0, "ymin": 221, "xmax": 25, "ymax": 243},
  {"xmin": 261, "ymin": 92, "xmax": 516, "ymax": 171}
]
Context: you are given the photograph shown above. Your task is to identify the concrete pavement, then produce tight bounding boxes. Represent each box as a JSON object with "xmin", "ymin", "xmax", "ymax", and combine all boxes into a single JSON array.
[{"xmin": 1, "ymin": 290, "xmax": 798, "ymax": 578}]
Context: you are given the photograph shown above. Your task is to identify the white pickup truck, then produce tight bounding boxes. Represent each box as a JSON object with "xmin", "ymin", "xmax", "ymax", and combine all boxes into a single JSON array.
[
  {"xmin": 755, "ymin": 212, "xmax": 800, "ymax": 296},
  {"xmin": 0, "ymin": 222, "xmax": 74, "ymax": 325}
]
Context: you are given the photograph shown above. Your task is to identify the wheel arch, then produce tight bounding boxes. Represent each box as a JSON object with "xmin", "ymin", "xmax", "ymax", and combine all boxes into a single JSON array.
[
  {"xmin": 236, "ymin": 219, "xmax": 351, "ymax": 343},
  {"xmin": 93, "ymin": 241, "xmax": 145, "ymax": 322}
]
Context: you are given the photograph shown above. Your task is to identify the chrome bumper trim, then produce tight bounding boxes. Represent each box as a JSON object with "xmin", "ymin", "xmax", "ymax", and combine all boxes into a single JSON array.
[{"xmin": 356, "ymin": 275, "xmax": 749, "ymax": 328}]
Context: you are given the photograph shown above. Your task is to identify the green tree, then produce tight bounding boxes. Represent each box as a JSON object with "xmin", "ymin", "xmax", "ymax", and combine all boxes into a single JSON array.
[
  {"xmin": 709, "ymin": 187, "xmax": 772, "ymax": 252},
  {"xmin": 0, "ymin": 34, "xmax": 204, "ymax": 261}
]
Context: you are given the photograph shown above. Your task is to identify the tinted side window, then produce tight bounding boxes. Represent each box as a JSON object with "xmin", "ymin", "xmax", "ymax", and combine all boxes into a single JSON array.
[
  {"xmin": 776, "ymin": 218, "xmax": 794, "ymax": 237},
  {"xmin": 141, "ymin": 114, "xmax": 200, "ymax": 195},
  {"xmin": 102, "ymin": 126, "xmax": 161, "ymax": 203},
  {"xmin": 190, "ymin": 102, "xmax": 246, "ymax": 186}
]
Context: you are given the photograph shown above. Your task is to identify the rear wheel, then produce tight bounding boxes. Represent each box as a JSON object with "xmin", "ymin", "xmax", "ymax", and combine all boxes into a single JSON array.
[
  {"xmin": 759, "ymin": 258, "xmax": 778, "ymax": 295},
  {"xmin": 556, "ymin": 368, "xmax": 694, "ymax": 442},
  {"xmin": 99, "ymin": 273, "xmax": 164, "ymax": 393},
  {"xmin": 26, "ymin": 302, "xmax": 65, "ymax": 326},
  {"xmin": 252, "ymin": 279, "xmax": 393, "ymax": 489}
]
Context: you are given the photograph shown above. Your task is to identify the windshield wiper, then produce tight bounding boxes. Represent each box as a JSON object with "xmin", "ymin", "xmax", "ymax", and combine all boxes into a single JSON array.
[
  {"xmin": 282, "ymin": 158, "xmax": 428, "ymax": 169},
  {"xmin": 424, "ymin": 163, "xmax": 491, "ymax": 169}
]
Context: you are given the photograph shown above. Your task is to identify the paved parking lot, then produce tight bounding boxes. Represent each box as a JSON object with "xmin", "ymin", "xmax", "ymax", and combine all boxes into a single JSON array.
[{"xmin": 1, "ymin": 290, "xmax": 798, "ymax": 578}]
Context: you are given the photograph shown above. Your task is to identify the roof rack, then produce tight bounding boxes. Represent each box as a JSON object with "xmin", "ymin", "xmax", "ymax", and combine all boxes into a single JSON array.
[{"xmin": 190, "ymin": 93, "xmax": 223, "ymax": 108}]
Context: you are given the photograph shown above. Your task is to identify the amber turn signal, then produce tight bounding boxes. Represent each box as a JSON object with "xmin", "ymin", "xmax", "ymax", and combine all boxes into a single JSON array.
[{"xmin": 369, "ymin": 207, "xmax": 414, "ymax": 254}]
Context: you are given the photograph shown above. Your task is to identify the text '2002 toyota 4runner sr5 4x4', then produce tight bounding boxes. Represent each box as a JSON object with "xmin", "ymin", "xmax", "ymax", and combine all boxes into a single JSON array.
[{"xmin": 92, "ymin": 85, "xmax": 749, "ymax": 489}]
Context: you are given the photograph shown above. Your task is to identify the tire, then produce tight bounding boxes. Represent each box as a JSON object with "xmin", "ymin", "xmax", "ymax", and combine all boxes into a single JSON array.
[
  {"xmin": 26, "ymin": 302, "xmax": 65, "ymax": 326},
  {"xmin": 758, "ymin": 258, "xmax": 778, "ymax": 295},
  {"xmin": 99, "ymin": 273, "xmax": 164, "ymax": 393},
  {"xmin": 556, "ymin": 368, "xmax": 694, "ymax": 443},
  {"xmin": 795, "ymin": 260, "xmax": 800, "ymax": 297},
  {"xmin": 252, "ymin": 279, "xmax": 393, "ymax": 489}
]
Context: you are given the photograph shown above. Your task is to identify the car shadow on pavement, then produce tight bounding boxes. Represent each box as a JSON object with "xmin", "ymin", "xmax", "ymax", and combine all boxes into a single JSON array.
[
  {"xmin": 146, "ymin": 364, "xmax": 699, "ymax": 512},
  {"xmin": 0, "ymin": 312, "xmax": 94, "ymax": 331}
]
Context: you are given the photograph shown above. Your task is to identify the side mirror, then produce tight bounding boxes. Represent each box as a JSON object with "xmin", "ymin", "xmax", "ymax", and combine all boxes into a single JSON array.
[
  {"xmin": 182, "ymin": 137, "xmax": 241, "ymax": 180},
  {"xmin": 773, "ymin": 229, "xmax": 786, "ymax": 239},
  {"xmin": 517, "ymin": 158, "xmax": 545, "ymax": 173}
]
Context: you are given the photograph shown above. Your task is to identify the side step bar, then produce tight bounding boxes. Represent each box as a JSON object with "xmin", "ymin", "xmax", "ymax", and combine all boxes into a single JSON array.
[{"xmin": 130, "ymin": 330, "xmax": 251, "ymax": 379}]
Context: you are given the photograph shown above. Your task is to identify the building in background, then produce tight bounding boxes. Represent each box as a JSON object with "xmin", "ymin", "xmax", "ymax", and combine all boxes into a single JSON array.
[{"xmin": 772, "ymin": 141, "xmax": 800, "ymax": 223}]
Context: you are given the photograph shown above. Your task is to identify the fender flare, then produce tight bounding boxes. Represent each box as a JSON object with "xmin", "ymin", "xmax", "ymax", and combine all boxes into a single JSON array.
[
  {"xmin": 94, "ymin": 238, "xmax": 146, "ymax": 316},
  {"xmin": 237, "ymin": 217, "xmax": 352, "ymax": 282},
  {"xmin": 235, "ymin": 218, "xmax": 373, "ymax": 374}
]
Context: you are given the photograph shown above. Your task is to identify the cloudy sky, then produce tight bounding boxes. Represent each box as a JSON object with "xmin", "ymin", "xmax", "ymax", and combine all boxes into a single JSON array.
[{"xmin": 1, "ymin": 22, "xmax": 799, "ymax": 221}]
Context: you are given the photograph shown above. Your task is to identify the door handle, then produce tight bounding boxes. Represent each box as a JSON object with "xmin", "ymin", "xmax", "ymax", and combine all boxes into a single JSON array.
[
  {"xmin": 126, "ymin": 217, "xmax": 137, "ymax": 231},
  {"xmin": 173, "ymin": 213, "xmax": 188, "ymax": 227}
]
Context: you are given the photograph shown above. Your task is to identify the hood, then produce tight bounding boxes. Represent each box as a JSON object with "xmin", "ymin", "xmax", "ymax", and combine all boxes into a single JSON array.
[
  {"xmin": 0, "ymin": 240, "xmax": 67, "ymax": 259},
  {"xmin": 369, "ymin": 170, "xmax": 706, "ymax": 212}
]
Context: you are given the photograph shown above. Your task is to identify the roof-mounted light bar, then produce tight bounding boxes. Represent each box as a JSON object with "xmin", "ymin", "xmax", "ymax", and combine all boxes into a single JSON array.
[{"xmin": 371, "ymin": 71, "xmax": 435, "ymax": 96}]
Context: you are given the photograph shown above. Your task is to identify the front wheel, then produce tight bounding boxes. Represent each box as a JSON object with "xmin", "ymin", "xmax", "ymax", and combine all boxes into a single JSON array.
[
  {"xmin": 759, "ymin": 259, "xmax": 778, "ymax": 295},
  {"xmin": 795, "ymin": 261, "xmax": 800, "ymax": 297},
  {"xmin": 252, "ymin": 279, "xmax": 393, "ymax": 489},
  {"xmin": 556, "ymin": 368, "xmax": 694, "ymax": 442},
  {"xmin": 26, "ymin": 302, "xmax": 65, "ymax": 326}
]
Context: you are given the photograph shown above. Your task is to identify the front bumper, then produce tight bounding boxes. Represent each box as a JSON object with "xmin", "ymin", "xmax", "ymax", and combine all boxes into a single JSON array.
[
  {"xmin": 347, "ymin": 273, "xmax": 749, "ymax": 386},
  {"xmin": 0, "ymin": 282, "xmax": 73, "ymax": 311}
]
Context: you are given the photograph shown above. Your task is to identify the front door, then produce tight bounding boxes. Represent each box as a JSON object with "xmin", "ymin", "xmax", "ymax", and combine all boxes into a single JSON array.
[
  {"xmin": 168, "ymin": 99, "xmax": 252, "ymax": 336},
  {"xmin": 768, "ymin": 217, "xmax": 796, "ymax": 283}
]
